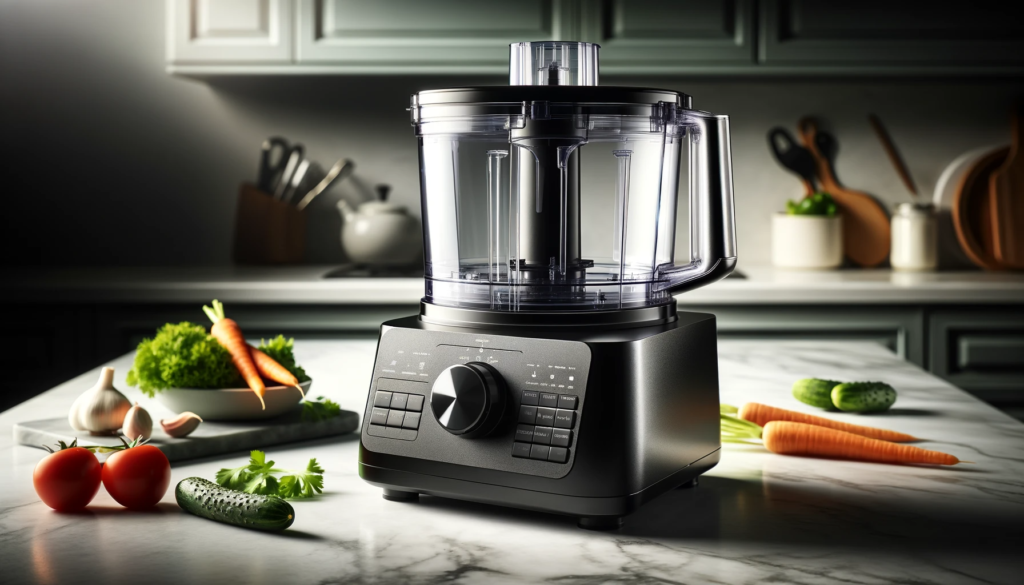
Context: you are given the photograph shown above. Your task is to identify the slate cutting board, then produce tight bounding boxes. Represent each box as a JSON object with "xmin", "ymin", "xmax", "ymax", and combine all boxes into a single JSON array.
[{"xmin": 14, "ymin": 407, "xmax": 359, "ymax": 463}]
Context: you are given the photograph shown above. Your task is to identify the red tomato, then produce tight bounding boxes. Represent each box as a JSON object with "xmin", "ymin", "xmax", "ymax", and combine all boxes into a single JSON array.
[
  {"xmin": 33, "ymin": 447, "xmax": 102, "ymax": 511},
  {"xmin": 101, "ymin": 444, "xmax": 171, "ymax": 510}
]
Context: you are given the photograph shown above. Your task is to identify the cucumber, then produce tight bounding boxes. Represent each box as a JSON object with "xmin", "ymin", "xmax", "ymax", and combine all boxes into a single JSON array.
[
  {"xmin": 792, "ymin": 378, "xmax": 842, "ymax": 410},
  {"xmin": 831, "ymin": 382, "xmax": 897, "ymax": 413},
  {"xmin": 175, "ymin": 477, "xmax": 295, "ymax": 531}
]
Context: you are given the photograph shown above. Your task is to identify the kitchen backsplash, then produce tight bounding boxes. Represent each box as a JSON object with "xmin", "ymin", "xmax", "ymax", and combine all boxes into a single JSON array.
[{"xmin": 3, "ymin": 1, "xmax": 1022, "ymax": 268}]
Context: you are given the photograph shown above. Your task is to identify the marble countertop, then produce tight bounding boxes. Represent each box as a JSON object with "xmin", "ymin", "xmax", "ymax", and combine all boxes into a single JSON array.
[
  {"xmin": 2, "ymin": 339, "xmax": 1023, "ymax": 584},
  {"xmin": 3, "ymin": 265, "xmax": 1024, "ymax": 305}
]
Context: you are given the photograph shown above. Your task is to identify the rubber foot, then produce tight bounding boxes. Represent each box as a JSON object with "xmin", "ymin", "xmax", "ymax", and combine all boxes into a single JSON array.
[
  {"xmin": 578, "ymin": 516, "xmax": 624, "ymax": 531},
  {"xmin": 383, "ymin": 489, "xmax": 419, "ymax": 502},
  {"xmin": 676, "ymin": 477, "xmax": 699, "ymax": 489}
]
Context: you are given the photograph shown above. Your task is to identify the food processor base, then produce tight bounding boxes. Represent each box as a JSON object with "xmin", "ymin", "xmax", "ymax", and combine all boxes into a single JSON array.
[{"xmin": 358, "ymin": 305, "xmax": 722, "ymax": 529}]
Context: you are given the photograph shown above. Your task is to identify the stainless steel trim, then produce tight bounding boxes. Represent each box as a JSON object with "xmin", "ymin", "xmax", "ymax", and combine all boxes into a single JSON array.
[{"xmin": 418, "ymin": 301, "xmax": 677, "ymax": 329}]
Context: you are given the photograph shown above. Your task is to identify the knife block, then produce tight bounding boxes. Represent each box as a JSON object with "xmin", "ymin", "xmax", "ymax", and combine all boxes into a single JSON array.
[{"xmin": 233, "ymin": 183, "xmax": 306, "ymax": 264}]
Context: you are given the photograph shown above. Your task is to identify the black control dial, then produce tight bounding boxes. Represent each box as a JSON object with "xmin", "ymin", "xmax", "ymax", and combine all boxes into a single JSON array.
[{"xmin": 430, "ymin": 362, "xmax": 507, "ymax": 438}]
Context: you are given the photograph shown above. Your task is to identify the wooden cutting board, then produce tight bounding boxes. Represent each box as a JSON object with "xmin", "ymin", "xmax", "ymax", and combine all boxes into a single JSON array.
[
  {"xmin": 798, "ymin": 118, "xmax": 891, "ymax": 267},
  {"xmin": 989, "ymin": 106, "xmax": 1024, "ymax": 268},
  {"xmin": 953, "ymin": 147, "xmax": 1009, "ymax": 270},
  {"xmin": 14, "ymin": 407, "xmax": 359, "ymax": 463}
]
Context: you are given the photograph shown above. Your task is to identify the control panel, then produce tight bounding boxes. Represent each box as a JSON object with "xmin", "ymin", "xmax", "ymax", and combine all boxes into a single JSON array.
[
  {"xmin": 366, "ymin": 377, "xmax": 426, "ymax": 441},
  {"xmin": 513, "ymin": 391, "xmax": 578, "ymax": 463},
  {"xmin": 361, "ymin": 326, "xmax": 591, "ymax": 479}
]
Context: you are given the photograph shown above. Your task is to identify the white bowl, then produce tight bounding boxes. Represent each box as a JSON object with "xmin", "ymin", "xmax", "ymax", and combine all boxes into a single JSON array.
[
  {"xmin": 772, "ymin": 213, "xmax": 843, "ymax": 269},
  {"xmin": 155, "ymin": 380, "xmax": 313, "ymax": 421}
]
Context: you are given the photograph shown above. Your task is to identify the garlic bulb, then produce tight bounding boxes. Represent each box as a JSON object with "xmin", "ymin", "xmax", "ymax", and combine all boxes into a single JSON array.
[
  {"xmin": 160, "ymin": 412, "xmax": 203, "ymax": 438},
  {"xmin": 122, "ymin": 402, "xmax": 153, "ymax": 441},
  {"xmin": 68, "ymin": 367, "xmax": 131, "ymax": 435}
]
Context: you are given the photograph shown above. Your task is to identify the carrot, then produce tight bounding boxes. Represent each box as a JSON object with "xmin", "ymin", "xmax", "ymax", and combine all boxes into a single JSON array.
[
  {"xmin": 739, "ymin": 402, "xmax": 917, "ymax": 442},
  {"xmin": 203, "ymin": 300, "xmax": 265, "ymax": 409},
  {"xmin": 763, "ymin": 421, "xmax": 958, "ymax": 466},
  {"xmin": 249, "ymin": 344, "xmax": 304, "ymax": 397}
]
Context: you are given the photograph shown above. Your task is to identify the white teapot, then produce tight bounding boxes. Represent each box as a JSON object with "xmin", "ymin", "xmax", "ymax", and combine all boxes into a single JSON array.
[{"xmin": 337, "ymin": 185, "xmax": 422, "ymax": 267}]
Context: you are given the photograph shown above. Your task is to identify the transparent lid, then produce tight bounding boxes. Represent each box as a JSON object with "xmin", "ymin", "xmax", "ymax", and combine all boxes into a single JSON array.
[{"xmin": 509, "ymin": 42, "xmax": 599, "ymax": 87}]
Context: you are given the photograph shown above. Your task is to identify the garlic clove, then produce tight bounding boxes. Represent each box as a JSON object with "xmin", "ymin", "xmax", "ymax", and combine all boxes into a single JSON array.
[
  {"xmin": 68, "ymin": 367, "xmax": 132, "ymax": 435},
  {"xmin": 122, "ymin": 402, "xmax": 153, "ymax": 441},
  {"xmin": 160, "ymin": 412, "xmax": 203, "ymax": 438}
]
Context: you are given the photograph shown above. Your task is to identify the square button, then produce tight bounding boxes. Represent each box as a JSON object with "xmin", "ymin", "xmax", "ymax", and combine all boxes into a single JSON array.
[
  {"xmin": 557, "ymin": 395, "xmax": 578, "ymax": 410},
  {"xmin": 548, "ymin": 446, "xmax": 569, "ymax": 463},
  {"xmin": 373, "ymin": 391, "xmax": 393, "ymax": 408},
  {"xmin": 551, "ymin": 428, "xmax": 572, "ymax": 447},
  {"xmin": 406, "ymin": 394, "xmax": 424, "ymax": 412},
  {"xmin": 512, "ymin": 442, "xmax": 532, "ymax": 458},
  {"xmin": 530, "ymin": 444, "xmax": 550, "ymax": 461},
  {"xmin": 518, "ymin": 405, "xmax": 538, "ymax": 424},
  {"xmin": 390, "ymin": 393, "xmax": 408, "ymax": 410},
  {"xmin": 515, "ymin": 424, "xmax": 535, "ymax": 443},
  {"xmin": 536, "ymin": 407, "xmax": 556, "ymax": 426},
  {"xmin": 554, "ymin": 409, "xmax": 576, "ymax": 429},
  {"xmin": 370, "ymin": 407, "xmax": 389, "ymax": 426},
  {"xmin": 539, "ymin": 393, "xmax": 559, "ymax": 408},
  {"xmin": 386, "ymin": 410, "xmax": 405, "ymax": 428},
  {"xmin": 521, "ymin": 390, "xmax": 540, "ymax": 406},
  {"xmin": 532, "ymin": 426, "xmax": 552, "ymax": 445},
  {"xmin": 402, "ymin": 412, "xmax": 421, "ymax": 430}
]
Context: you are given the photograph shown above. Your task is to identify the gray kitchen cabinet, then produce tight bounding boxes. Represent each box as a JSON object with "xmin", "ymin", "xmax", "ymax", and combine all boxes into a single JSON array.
[
  {"xmin": 929, "ymin": 310, "xmax": 1024, "ymax": 405},
  {"xmin": 167, "ymin": 0, "xmax": 295, "ymax": 65},
  {"xmin": 296, "ymin": 0, "xmax": 576, "ymax": 72},
  {"xmin": 580, "ymin": 0, "xmax": 756, "ymax": 74},
  {"xmin": 759, "ymin": 0, "xmax": 1024, "ymax": 71},
  {"xmin": 5, "ymin": 300, "xmax": 1022, "ymax": 417},
  {"xmin": 693, "ymin": 305, "xmax": 926, "ymax": 366},
  {"xmin": 167, "ymin": 0, "xmax": 1024, "ymax": 75},
  {"xmin": 0, "ymin": 306, "xmax": 94, "ymax": 412}
]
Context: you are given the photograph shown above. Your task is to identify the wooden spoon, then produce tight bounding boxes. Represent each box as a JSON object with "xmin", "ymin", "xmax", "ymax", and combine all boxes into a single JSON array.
[
  {"xmin": 797, "ymin": 118, "xmax": 891, "ymax": 267},
  {"xmin": 989, "ymin": 105, "xmax": 1024, "ymax": 268}
]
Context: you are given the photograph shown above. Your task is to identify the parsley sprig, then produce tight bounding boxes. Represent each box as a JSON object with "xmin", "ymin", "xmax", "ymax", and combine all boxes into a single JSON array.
[{"xmin": 215, "ymin": 450, "xmax": 324, "ymax": 499}]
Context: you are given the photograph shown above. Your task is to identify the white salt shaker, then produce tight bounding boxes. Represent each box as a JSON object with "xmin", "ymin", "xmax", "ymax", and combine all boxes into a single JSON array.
[{"xmin": 891, "ymin": 203, "xmax": 937, "ymax": 271}]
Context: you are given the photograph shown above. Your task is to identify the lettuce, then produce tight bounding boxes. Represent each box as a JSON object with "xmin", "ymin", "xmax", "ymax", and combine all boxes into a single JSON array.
[{"xmin": 126, "ymin": 322, "xmax": 243, "ymax": 396}]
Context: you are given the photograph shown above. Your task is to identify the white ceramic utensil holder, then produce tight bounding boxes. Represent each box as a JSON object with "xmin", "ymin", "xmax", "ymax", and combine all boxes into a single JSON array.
[{"xmin": 772, "ymin": 213, "xmax": 843, "ymax": 269}]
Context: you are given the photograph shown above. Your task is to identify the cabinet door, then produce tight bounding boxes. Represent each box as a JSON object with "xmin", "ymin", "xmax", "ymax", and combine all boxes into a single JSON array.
[
  {"xmin": 760, "ymin": 0, "xmax": 1024, "ymax": 68},
  {"xmin": 0, "ymin": 305, "xmax": 93, "ymax": 411},
  {"xmin": 689, "ymin": 306, "xmax": 926, "ymax": 366},
  {"xmin": 583, "ymin": 0, "xmax": 755, "ymax": 73},
  {"xmin": 297, "ymin": 0, "xmax": 572, "ymax": 72},
  {"xmin": 929, "ymin": 310, "xmax": 1024, "ymax": 404},
  {"xmin": 167, "ymin": 0, "xmax": 294, "ymax": 64}
]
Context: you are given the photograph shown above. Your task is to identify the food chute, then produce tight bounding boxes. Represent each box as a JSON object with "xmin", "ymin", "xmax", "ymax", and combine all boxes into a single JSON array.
[{"xmin": 359, "ymin": 42, "xmax": 736, "ymax": 529}]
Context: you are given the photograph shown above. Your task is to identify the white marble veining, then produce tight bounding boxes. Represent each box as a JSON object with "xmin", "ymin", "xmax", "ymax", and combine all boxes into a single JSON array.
[
  {"xmin": 4, "ymin": 265, "xmax": 1024, "ymax": 305},
  {"xmin": 2, "ymin": 340, "xmax": 1023, "ymax": 584}
]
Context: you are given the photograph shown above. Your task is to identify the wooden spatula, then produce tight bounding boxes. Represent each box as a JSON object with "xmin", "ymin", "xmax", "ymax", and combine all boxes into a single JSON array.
[
  {"xmin": 989, "ymin": 105, "xmax": 1024, "ymax": 269},
  {"xmin": 798, "ymin": 118, "xmax": 891, "ymax": 267}
]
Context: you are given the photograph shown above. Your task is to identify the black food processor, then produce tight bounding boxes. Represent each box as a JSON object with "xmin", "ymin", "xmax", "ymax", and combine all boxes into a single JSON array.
[{"xmin": 359, "ymin": 41, "xmax": 737, "ymax": 529}]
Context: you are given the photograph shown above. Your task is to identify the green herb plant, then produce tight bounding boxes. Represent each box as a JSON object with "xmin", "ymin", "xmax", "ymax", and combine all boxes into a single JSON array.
[
  {"xmin": 302, "ymin": 396, "xmax": 341, "ymax": 422},
  {"xmin": 215, "ymin": 450, "xmax": 324, "ymax": 499},
  {"xmin": 785, "ymin": 192, "xmax": 838, "ymax": 217}
]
